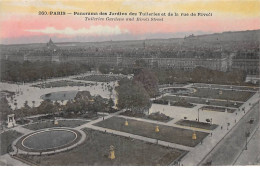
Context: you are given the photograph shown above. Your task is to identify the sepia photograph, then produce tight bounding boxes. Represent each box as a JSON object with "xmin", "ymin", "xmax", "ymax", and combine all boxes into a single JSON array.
[{"xmin": 0, "ymin": 0, "xmax": 259, "ymax": 166}]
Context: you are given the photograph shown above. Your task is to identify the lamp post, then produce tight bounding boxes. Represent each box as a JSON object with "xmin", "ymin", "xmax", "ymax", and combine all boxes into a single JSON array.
[
  {"xmin": 245, "ymin": 131, "xmax": 250, "ymax": 150},
  {"xmin": 245, "ymin": 118, "xmax": 254, "ymax": 150},
  {"xmin": 197, "ymin": 108, "xmax": 200, "ymax": 122}
]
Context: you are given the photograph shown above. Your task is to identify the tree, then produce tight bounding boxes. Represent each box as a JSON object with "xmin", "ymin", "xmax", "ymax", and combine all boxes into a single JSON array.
[
  {"xmin": 0, "ymin": 97, "xmax": 13, "ymax": 122},
  {"xmin": 14, "ymin": 102, "xmax": 18, "ymax": 109},
  {"xmin": 32, "ymin": 100, "xmax": 35, "ymax": 107},
  {"xmin": 37, "ymin": 100, "xmax": 56, "ymax": 115},
  {"xmin": 75, "ymin": 91, "xmax": 92, "ymax": 101},
  {"xmin": 135, "ymin": 59, "xmax": 148, "ymax": 68},
  {"xmin": 116, "ymin": 80, "xmax": 151, "ymax": 113},
  {"xmin": 90, "ymin": 95, "xmax": 107, "ymax": 113},
  {"xmin": 24, "ymin": 100, "xmax": 30, "ymax": 109},
  {"xmin": 108, "ymin": 98, "xmax": 114, "ymax": 109},
  {"xmin": 65, "ymin": 100, "xmax": 79, "ymax": 113},
  {"xmin": 98, "ymin": 64, "xmax": 110, "ymax": 74},
  {"xmin": 133, "ymin": 68, "xmax": 159, "ymax": 97}
]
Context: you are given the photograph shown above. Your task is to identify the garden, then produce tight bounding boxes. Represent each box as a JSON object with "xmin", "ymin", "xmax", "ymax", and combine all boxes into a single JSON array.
[
  {"xmin": 192, "ymin": 83, "xmax": 259, "ymax": 92},
  {"xmin": 0, "ymin": 130, "xmax": 22, "ymax": 155},
  {"xmin": 200, "ymin": 106, "xmax": 236, "ymax": 113},
  {"xmin": 161, "ymin": 96, "xmax": 242, "ymax": 108},
  {"xmin": 175, "ymin": 119, "xmax": 218, "ymax": 130},
  {"xmin": 184, "ymin": 88, "xmax": 254, "ymax": 102},
  {"xmin": 15, "ymin": 128, "xmax": 186, "ymax": 165},
  {"xmin": 32, "ymin": 80, "xmax": 94, "ymax": 88},
  {"xmin": 74, "ymin": 74, "xmax": 126, "ymax": 82},
  {"xmin": 94, "ymin": 116, "xmax": 208, "ymax": 147},
  {"xmin": 120, "ymin": 110, "xmax": 172, "ymax": 122},
  {"xmin": 22, "ymin": 120, "xmax": 88, "ymax": 131},
  {"xmin": 152, "ymin": 99, "xmax": 195, "ymax": 108}
]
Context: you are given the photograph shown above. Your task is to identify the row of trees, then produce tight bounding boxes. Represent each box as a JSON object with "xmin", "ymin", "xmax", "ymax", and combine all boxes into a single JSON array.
[
  {"xmin": 98, "ymin": 64, "xmax": 133, "ymax": 75},
  {"xmin": 98, "ymin": 61, "xmax": 247, "ymax": 86},
  {"xmin": 0, "ymin": 91, "xmax": 115, "ymax": 123},
  {"xmin": 153, "ymin": 67, "xmax": 247, "ymax": 85},
  {"xmin": 1, "ymin": 60, "xmax": 93, "ymax": 82}
]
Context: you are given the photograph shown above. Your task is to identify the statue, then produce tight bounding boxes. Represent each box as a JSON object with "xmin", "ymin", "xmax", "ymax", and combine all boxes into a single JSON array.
[{"xmin": 7, "ymin": 114, "xmax": 16, "ymax": 128}]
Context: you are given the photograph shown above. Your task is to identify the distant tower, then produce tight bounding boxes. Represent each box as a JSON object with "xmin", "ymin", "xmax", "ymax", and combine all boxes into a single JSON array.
[
  {"xmin": 47, "ymin": 38, "xmax": 59, "ymax": 62},
  {"xmin": 143, "ymin": 40, "xmax": 146, "ymax": 58},
  {"xmin": 47, "ymin": 38, "xmax": 57, "ymax": 49}
]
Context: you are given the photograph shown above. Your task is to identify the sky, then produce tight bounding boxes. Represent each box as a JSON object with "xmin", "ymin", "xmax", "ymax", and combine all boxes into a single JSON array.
[{"xmin": 0, "ymin": 0, "xmax": 259, "ymax": 44}]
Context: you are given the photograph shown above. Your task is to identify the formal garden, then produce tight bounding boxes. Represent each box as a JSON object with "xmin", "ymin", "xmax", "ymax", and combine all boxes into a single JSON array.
[
  {"xmin": 160, "ymin": 87, "xmax": 194, "ymax": 95},
  {"xmin": 15, "ymin": 128, "xmax": 82, "ymax": 153},
  {"xmin": 74, "ymin": 74, "xmax": 126, "ymax": 82},
  {"xmin": 183, "ymin": 88, "xmax": 254, "ymax": 102},
  {"xmin": 192, "ymin": 83, "xmax": 259, "ymax": 91},
  {"xmin": 94, "ymin": 116, "xmax": 208, "ymax": 147},
  {"xmin": 15, "ymin": 128, "xmax": 187, "ymax": 165},
  {"xmin": 32, "ymin": 80, "xmax": 94, "ymax": 88},
  {"xmin": 153, "ymin": 99, "xmax": 195, "ymax": 108},
  {"xmin": 40, "ymin": 90, "xmax": 78, "ymax": 101},
  {"xmin": 175, "ymin": 119, "xmax": 218, "ymax": 130},
  {"xmin": 161, "ymin": 96, "xmax": 242, "ymax": 108},
  {"xmin": 0, "ymin": 130, "xmax": 22, "ymax": 155},
  {"xmin": 200, "ymin": 106, "xmax": 236, "ymax": 113},
  {"xmin": 120, "ymin": 110, "xmax": 172, "ymax": 122},
  {"xmin": 22, "ymin": 120, "xmax": 88, "ymax": 131}
]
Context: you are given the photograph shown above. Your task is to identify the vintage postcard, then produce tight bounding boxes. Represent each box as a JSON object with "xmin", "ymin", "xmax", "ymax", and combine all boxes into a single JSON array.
[{"xmin": 0, "ymin": 0, "xmax": 259, "ymax": 166}]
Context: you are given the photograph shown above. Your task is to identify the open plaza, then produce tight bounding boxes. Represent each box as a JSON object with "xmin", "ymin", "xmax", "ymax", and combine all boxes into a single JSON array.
[{"xmin": 0, "ymin": 72, "xmax": 259, "ymax": 166}]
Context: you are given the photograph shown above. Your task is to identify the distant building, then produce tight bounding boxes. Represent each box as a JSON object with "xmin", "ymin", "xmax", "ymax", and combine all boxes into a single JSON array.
[
  {"xmin": 140, "ymin": 57, "xmax": 228, "ymax": 72},
  {"xmin": 47, "ymin": 38, "xmax": 57, "ymax": 50},
  {"xmin": 24, "ymin": 38, "xmax": 60, "ymax": 62},
  {"xmin": 232, "ymin": 51, "xmax": 260, "ymax": 75}
]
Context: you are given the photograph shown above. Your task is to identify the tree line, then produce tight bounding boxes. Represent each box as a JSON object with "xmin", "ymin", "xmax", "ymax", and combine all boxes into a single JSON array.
[{"xmin": 1, "ymin": 60, "xmax": 93, "ymax": 82}]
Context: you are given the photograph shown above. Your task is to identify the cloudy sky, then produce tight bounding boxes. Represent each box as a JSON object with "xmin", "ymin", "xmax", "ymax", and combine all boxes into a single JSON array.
[{"xmin": 0, "ymin": 0, "xmax": 259, "ymax": 44}]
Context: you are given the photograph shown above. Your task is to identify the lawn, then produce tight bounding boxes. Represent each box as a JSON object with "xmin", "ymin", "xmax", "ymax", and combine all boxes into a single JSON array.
[
  {"xmin": 192, "ymin": 84, "xmax": 259, "ymax": 92},
  {"xmin": 16, "ymin": 128, "xmax": 187, "ymax": 165},
  {"xmin": 74, "ymin": 74, "xmax": 125, "ymax": 82},
  {"xmin": 22, "ymin": 120, "xmax": 88, "ymax": 130},
  {"xmin": 152, "ymin": 99, "xmax": 195, "ymax": 108},
  {"xmin": 162, "ymin": 96, "xmax": 242, "ymax": 108},
  {"xmin": 175, "ymin": 120, "xmax": 218, "ymax": 130},
  {"xmin": 185, "ymin": 88, "xmax": 254, "ymax": 102},
  {"xmin": 0, "ymin": 130, "xmax": 22, "ymax": 155},
  {"xmin": 32, "ymin": 80, "xmax": 93, "ymax": 88},
  {"xmin": 201, "ymin": 106, "xmax": 236, "ymax": 113},
  {"xmin": 94, "ymin": 117, "xmax": 208, "ymax": 147},
  {"xmin": 120, "ymin": 110, "xmax": 172, "ymax": 123},
  {"xmin": 40, "ymin": 90, "xmax": 78, "ymax": 101}
]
